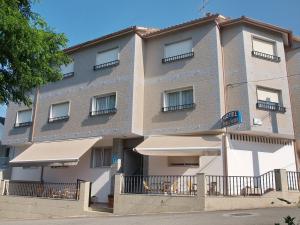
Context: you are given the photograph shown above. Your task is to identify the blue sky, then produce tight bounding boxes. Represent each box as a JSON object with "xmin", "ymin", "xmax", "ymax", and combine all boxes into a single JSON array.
[{"xmin": 1, "ymin": 0, "xmax": 299, "ymax": 117}]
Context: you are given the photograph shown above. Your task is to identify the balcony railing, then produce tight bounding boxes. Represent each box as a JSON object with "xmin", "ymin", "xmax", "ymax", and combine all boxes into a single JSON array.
[
  {"xmin": 63, "ymin": 72, "xmax": 74, "ymax": 78},
  {"xmin": 162, "ymin": 52, "xmax": 194, "ymax": 63},
  {"xmin": 3, "ymin": 180, "xmax": 81, "ymax": 200},
  {"xmin": 90, "ymin": 108, "xmax": 117, "ymax": 116},
  {"xmin": 251, "ymin": 50, "xmax": 281, "ymax": 62},
  {"xmin": 48, "ymin": 115, "xmax": 69, "ymax": 123},
  {"xmin": 162, "ymin": 103, "xmax": 195, "ymax": 112},
  {"xmin": 14, "ymin": 121, "xmax": 32, "ymax": 128},
  {"xmin": 93, "ymin": 60, "xmax": 119, "ymax": 70},
  {"xmin": 0, "ymin": 157, "xmax": 9, "ymax": 169},
  {"xmin": 206, "ymin": 171, "xmax": 275, "ymax": 196},
  {"xmin": 287, "ymin": 171, "xmax": 300, "ymax": 191},
  {"xmin": 122, "ymin": 175, "xmax": 197, "ymax": 196},
  {"xmin": 256, "ymin": 100, "xmax": 286, "ymax": 113}
]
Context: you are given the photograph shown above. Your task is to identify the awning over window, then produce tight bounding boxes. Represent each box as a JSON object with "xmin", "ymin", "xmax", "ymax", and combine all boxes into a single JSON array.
[
  {"xmin": 10, "ymin": 137, "xmax": 102, "ymax": 167},
  {"xmin": 134, "ymin": 135, "xmax": 222, "ymax": 156}
]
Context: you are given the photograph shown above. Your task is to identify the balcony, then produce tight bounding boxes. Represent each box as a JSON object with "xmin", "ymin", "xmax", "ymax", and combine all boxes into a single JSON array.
[
  {"xmin": 256, "ymin": 100, "xmax": 286, "ymax": 113},
  {"xmin": 48, "ymin": 115, "xmax": 70, "ymax": 123},
  {"xmin": 14, "ymin": 121, "xmax": 32, "ymax": 128},
  {"xmin": 93, "ymin": 60, "xmax": 119, "ymax": 70},
  {"xmin": 90, "ymin": 108, "xmax": 117, "ymax": 116},
  {"xmin": 162, "ymin": 52, "xmax": 194, "ymax": 63},
  {"xmin": 251, "ymin": 50, "xmax": 280, "ymax": 62},
  {"xmin": 162, "ymin": 103, "xmax": 195, "ymax": 112}
]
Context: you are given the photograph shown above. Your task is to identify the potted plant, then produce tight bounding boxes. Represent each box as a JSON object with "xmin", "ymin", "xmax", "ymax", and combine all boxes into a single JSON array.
[{"xmin": 108, "ymin": 194, "xmax": 114, "ymax": 208}]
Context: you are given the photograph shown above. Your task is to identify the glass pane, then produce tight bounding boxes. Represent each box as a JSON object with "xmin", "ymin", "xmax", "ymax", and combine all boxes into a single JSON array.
[
  {"xmin": 182, "ymin": 90, "xmax": 193, "ymax": 105},
  {"xmin": 52, "ymin": 103, "xmax": 69, "ymax": 118},
  {"xmin": 108, "ymin": 95, "xmax": 116, "ymax": 109},
  {"xmin": 103, "ymin": 148, "xmax": 112, "ymax": 167},
  {"xmin": 17, "ymin": 110, "xmax": 32, "ymax": 123},
  {"xmin": 167, "ymin": 92, "xmax": 180, "ymax": 106},
  {"xmin": 93, "ymin": 149, "xmax": 103, "ymax": 167}
]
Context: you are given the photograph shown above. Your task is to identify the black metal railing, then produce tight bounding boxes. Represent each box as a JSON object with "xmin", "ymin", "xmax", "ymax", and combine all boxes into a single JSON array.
[
  {"xmin": 63, "ymin": 72, "xmax": 74, "ymax": 78},
  {"xmin": 122, "ymin": 175, "xmax": 197, "ymax": 196},
  {"xmin": 206, "ymin": 171, "xmax": 275, "ymax": 196},
  {"xmin": 252, "ymin": 50, "xmax": 281, "ymax": 62},
  {"xmin": 256, "ymin": 100, "xmax": 286, "ymax": 113},
  {"xmin": 287, "ymin": 171, "xmax": 300, "ymax": 191},
  {"xmin": 162, "ymin": 103, "xmax": 195, "ymax": 112},
  {"xmin": 162, "ymin": 52, "xmax": 194, "ymax": 63},
  {"xmin": 48, "ymin": 115, "xmax": 69, "ymax": 123},
  {"xmin": 14, "ymin": 121, "xmax": 32, "ymax": 128},
  {"xmin": 3, "ymin": 180, "xmax": 80, "ymax": 200},
  {"xmin": 0, "ymin": 157, "xmax": 9, "ymax": 169},
  {"xmin": 93, "ymin": 60, "xmax": 119, "ymax": 70},
  {"xmin": 89, "ymin": 108, "xmax": 117, "ymax": 116}
]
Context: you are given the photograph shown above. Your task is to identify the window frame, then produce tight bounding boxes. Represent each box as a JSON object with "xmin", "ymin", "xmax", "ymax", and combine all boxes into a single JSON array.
[
  {"xmin": 91, "ymin": 147, "xmax": 112, "ymax": 168},
  {"xmin": 48, "ymin": 101, "xmax": 70, "ymax": 123},
  {"xmin": 168, "ymin": 156, "xmax": 199, "ymax": 167},
  {"xmin": 162, "ymin": 87, "xmax": 195, "ymax": 112},
  {"xmin": 14, "ymin": 109, "xmax": 33, "ymax": 127},
  {"xmin": 162, "ymin": 38, "xmax": 194, "ymax": 63},
  {"xmin": 94, "ymin": 47, "xmax": 120, "ymax": 70},
  {"xmin": 256, "ymin": 86, "xmax": 286, "ymax": 113},
  {"xmin": 256, "ymin": 86, "xmax": 282, "ymax": 104},
  {"xmin": 90, "ymin": 92, "xmax": 117, "ymax": 116}
]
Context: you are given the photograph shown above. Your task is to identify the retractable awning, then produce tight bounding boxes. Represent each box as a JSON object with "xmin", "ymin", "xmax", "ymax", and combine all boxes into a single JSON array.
[
  {"xmin": 10, "ymin": 137, "xmax": 102, "ymax": 167},
  {"xmin": 134, "ymin": 136, "xmax": 222, "ymax": 156}
]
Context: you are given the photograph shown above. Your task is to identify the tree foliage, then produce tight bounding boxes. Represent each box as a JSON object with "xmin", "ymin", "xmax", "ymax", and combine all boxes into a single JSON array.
[{"xmin": 0, "ymin": 0, "xmax": 70, "ymax": 106}]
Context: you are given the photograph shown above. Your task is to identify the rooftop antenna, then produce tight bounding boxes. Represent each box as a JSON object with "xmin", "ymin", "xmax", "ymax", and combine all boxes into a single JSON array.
[{"xmin": 199, "ymin": 0, "xmax": 210, "ymax": 17}]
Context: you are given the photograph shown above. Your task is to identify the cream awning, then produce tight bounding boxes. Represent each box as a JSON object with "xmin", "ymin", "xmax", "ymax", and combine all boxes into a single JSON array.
[
  {"xmin": 134, "ymin": 136, "xmax": 222, "ymax": 156},
  {"xmin": 10, "ymin": 137, "xmax": 102, "ymax": 167}
]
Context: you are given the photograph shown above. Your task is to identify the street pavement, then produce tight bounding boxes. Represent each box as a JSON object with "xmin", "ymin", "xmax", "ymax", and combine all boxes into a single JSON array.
[{"xmin": 0, "ymin": 207, "xmax": 299, "ymax": 225}]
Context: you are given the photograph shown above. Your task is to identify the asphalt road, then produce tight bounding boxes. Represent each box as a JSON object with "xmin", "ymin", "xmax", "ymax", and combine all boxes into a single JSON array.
[{"xmin": 0, "ymin": 207, "xmax": 299, "ymax": 225}]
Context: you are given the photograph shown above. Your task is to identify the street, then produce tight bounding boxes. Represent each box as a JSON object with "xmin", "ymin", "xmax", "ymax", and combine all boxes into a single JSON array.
[{"xmin": 0, "ymin": 207, "xmax": 299, "ymax": 225}]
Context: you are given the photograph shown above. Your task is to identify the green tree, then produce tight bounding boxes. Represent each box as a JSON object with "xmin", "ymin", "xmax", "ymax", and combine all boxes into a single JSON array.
[{"xmin": 0, "ymin": 0, "xmax": 70, "ymax": 106}]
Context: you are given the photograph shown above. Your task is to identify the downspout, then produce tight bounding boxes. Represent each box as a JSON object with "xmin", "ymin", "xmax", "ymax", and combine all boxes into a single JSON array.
[{"xmin": 29, "ymin": 87, "xmax": 39, "ymax": 143}]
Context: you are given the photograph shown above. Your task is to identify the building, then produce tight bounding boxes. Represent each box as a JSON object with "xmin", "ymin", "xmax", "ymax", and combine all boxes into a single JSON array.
[
  {"xmin": 0, "ymin": 117, "xmax": 11, "ymax": 179},
  {"xmin": 2, "ymin": 14, "xmax": 299, "ymax": 205}
]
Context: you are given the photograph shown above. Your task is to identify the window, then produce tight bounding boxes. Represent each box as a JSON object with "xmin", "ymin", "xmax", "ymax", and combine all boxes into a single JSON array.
[
  {"xmin": 168, "ymin": 156, "xmax": 199, "ymax": 167},
  {"xmin": 90, "ymin": 94, "xmax": 116, "ymax": 116},
  {"xmin": 61, "ymin": 61, "xmax": 74, "ymax": 78},
  {"xmin": 91, "ymin": 148, "xmax": 112, "ymax": 168},
  {"xmin": 256, "ymin": 87, "xmax": 286, "ymax": 113},
  {"xmin": 163, "ymin": 39, "xmax": 194, "ymax": 63},
  {"xmin": 15, "ymin": 109, "xmax": 32, "ymax": 127},
  {"xmin": 49, "ymin": 102, "xmax": 70, "ymax": 122},
  {"xmin": 252, "ymin": 37, "xmax": 280, "ymax": 62},
  {"xmin": 163, "ymin": 88, "xmax": 194, "ymax": 112},
  {"xmin": 94, "ymin": 48, "xmax": 119, "ymax": 70}
]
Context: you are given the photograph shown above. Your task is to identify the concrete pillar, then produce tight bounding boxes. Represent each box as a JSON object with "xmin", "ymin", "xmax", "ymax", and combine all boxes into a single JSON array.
[
  {"xmin": 0, "ymin": 180, "xmax": 3, "ymax": 195},
  {"xmin": 113, "ymin": 173, "xmax": 123, "ymax": 214},
  {"xmin": 110, "ymin": 139, "xmax": 124, "ymax": 194},
  {"xmin": 79, "ymin": 181, "xmax": 91, "ymax": 211},
  {"xmin": 196, "ymin": 173, "xmax": 206, "ymax": 198},
  {"xmin": 274, "ymin": 169, "xmax": 288, "ymax": 192}
]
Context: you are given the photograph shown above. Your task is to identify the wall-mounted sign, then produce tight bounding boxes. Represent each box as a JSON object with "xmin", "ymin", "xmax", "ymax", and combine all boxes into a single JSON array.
[{"xmin": 221, "ymin": 111, "xmax": 242, "ymax": 128}]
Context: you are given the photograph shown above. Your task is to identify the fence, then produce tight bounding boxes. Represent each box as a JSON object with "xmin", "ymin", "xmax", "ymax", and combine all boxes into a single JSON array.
[
  {"xmin": 122, "ymin": 175, "xmax": 197, "ymax": 196},
  {"xmin": 2, "ymin": 180, "xmax": 81, "ymax": 200},
  {"xmin": 206, "ymin": 171, "xmax": 275, "ymax": 196},
  {"xmin": 287, "ymin": 171, "xmax": 300, "ymax": 191}
]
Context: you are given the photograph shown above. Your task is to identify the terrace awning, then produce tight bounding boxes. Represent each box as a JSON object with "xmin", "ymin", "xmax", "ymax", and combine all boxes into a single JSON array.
[
  {"xmin": 134, "ymin": 135, "xmax": 222, "ymax": 156},
  {"xmin": 10, "ymin": 137, "xmax": 102, "ymax": 167}
]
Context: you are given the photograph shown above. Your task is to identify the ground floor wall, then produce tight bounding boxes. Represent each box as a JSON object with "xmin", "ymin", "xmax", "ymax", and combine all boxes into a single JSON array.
[{"xmin": 226, "ymin": 135, "xmax": 297, "ymax": 176}]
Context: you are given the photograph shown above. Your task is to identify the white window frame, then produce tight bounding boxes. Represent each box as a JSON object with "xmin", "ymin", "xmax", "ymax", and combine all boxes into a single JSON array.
[
  {"xmin": 256, "ymin": 86, "xmax": 282, "ymax": 104},
  {"xmin": 91, "ymin": 147, "xmax": 112, "ymax": 168},
  {"xmin": 49, "ymin": 101, "xmax": 70, "ymax": 122},
  {"xmin": 252, "ymin": 36, "xmax": 277, "ymax": 56},
  {"xmin": 168, "ymin": 156, "xmax": 199, "ymax": 167},
  {"xmin": 15, "ymin": 109, "xmax": 33, "ymax": 126},
  {"xmin": 91, "ymin": 93, "xmax": 117, "ymax": 115},
  {"xmin": 164, "ymin": 38, "xmax": 193, "ymax": 58},
  {"xmin": 163, "ymin": 87, "xmax": 194, "ymax": 108}
]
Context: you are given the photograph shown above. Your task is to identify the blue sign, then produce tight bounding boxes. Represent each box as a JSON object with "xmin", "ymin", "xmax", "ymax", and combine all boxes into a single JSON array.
[{"xmin": 221, "ymin": 111, "xmax": 242, "ymax": 128}]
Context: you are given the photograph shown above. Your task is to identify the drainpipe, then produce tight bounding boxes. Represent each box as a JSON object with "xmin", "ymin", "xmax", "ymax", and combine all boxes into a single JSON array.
[{"xmin": 29, "ymin": 87, "xmax": 39, "ymax": 143}]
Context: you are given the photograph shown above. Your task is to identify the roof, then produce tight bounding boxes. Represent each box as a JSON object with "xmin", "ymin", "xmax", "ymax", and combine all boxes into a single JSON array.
[{"xmin": 219, "ymin": 16, "xmax": 292, "ymax": 46}]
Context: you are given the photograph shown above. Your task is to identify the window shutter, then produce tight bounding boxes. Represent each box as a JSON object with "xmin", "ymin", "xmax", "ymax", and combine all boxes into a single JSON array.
[
  {"xmin": 51, "ymin": 102, "xmax": 69, "ymax": 118},
  {"xmin": 96, "ymin": 48, "xmax": 119, "ymax": 65},
  {"xmin": 17, "ymin": 110, "xmax": 32, "ymax": 123},
  {"xmin": 252, "ymin": 38, "xmax": 275, "ymax": 55},
  {"xmin": 257, "ymin": 88, "xmax": 279, "ymax": 103},
  {"xmin": 165, "ymin": 39, "xmax": 192, "ymax": 58}
]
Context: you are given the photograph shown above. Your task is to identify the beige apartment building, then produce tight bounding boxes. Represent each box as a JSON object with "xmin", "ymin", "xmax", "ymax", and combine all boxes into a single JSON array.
[{"xmin": 2, "ymin": 14, "xmax": 299, "ymax": 205}]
